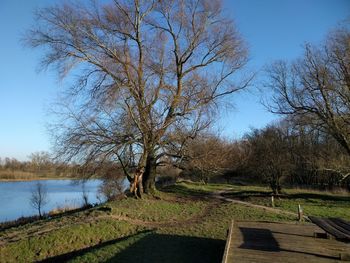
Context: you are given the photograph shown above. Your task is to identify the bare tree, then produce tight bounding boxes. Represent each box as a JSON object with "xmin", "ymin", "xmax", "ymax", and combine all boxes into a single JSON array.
[
  {"xmin": 98, "ymin": 176, "xmax": 126, "ymax": 201},
  {"xmin": 282, "ymin": 118, "xmax": 350, "ymax": 187},
  {"xmin": 26, "ymin": 0, "xmax": 250, "ymax": 195},
  {"xmin": 266, "ymin": 26, "xmax": 350, "ymax": 155},
  {"xmin": 28, "ymin": 151, "xmax": 51, "ymax": 173},
  {"xmin": 243, "ymin": 125, "xmax": 293, "ymax": 195},
  {"xmin": 30, "ymin": 182, "xmax": 49, "ymax": 218},
  {"xmin": 81, "ymin": 182, "xmax": 90, "ymax": 207},
  {"xmin": 96, "ymin": 162, "xmax": 127, "ymax": 200},
  {"xmin": 181, "ymin": 134, "xmax": 235, "ymax": 183},
  {"xmin": 240, "ymin": 119, "xmax": 350, "ymax": 191}
]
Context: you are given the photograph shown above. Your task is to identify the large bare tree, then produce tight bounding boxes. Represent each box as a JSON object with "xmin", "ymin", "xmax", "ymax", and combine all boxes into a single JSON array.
[
  {"xmin": 27, "ymin": 0, "xmax": 249, "ymax": 195},
  {"xmin": 266, "ymin": 27, "xmax": 350, "ymax": 155}
]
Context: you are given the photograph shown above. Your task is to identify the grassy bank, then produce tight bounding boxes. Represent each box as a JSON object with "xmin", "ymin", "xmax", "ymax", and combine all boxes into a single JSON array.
[
  {"xmin": 0, "ymin": 170, "xmax": 76, "ymax": 181},
  {"xmin": 0, "ymin": 182, "xmax": 349, "ymax": 262}
]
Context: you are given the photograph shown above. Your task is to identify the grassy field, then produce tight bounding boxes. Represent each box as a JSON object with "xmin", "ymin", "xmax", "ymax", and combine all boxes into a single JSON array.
[
  {"xmin": 0, "ymin": 182, "xmax": 348, "ymax": 262},
  {"xmin": 221, "ymin": 184, "xmax": 350, "ymax": 220}
]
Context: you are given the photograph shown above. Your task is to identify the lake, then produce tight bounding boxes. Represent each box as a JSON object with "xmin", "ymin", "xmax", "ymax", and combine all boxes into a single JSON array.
[{"xmin": 0, "ymin": 179, "xmax": 104, "ymax": 223}]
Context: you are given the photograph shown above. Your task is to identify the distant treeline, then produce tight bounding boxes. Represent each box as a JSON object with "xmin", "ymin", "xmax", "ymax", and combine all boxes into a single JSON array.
[
  {"xmin": 1, "ymin": 124, "xmax": 349, "ymax": 194},
  {"xmin": 178, "ymin": 119, "xmax": 350, "ymax": 194},
  {"xmin": 0, "ymin": 152, "xmax": 83, "ymax": 180}
]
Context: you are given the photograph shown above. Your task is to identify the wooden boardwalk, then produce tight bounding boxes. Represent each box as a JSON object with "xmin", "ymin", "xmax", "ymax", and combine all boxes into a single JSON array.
[{"xmin": 223, "ymin": 221, "xmax": 350, "ymax": 263}]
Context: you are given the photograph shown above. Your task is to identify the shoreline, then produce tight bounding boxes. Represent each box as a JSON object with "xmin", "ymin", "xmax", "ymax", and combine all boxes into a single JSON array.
[{"xmin": 0, "ymin": 177, "xmax": 82, "ymax": 182}]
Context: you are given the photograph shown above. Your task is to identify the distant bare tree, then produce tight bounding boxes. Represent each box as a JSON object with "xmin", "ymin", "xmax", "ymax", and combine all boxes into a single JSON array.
[
  {"xmin": 28, "ymin": 151, "xmax": 51, "ymax": 172},
  {"xmin": 26, "ymin": 0, "xmax": 250, "ymax": 195},
  {"xmin": 30, "ymin": 182, "xmax": 49, "ymax": 218},
  {"xmin": 266, "ymin": 26, "xmax": 350, "ymax": 155},
  {"xmin": 181, "ymin": 134, "xmax": 234, "ymax": 183},
  {"xmin": 81, "ymin": 182, "xmax": 89, "ymax": 207},
  {"xmin": 244, "ymin": 125, "xmax": 292, "ymax": 194}
]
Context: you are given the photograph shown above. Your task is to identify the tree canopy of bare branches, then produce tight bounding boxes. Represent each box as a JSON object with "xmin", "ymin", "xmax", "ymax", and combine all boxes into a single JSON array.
[
  {"xmin": 180, "ymin": 134, "xmax": 235, "ymax": 183},
  {"xmin": 266, "ymin": 26, "xmax": 350, "ymax": 155},
  {"xmin": 26, "ymin": 0, "xmax": 249, "ymax": 195},
  {"xmin": 244, "ymin": 125, "xmax": 292, "ymax": 194}
]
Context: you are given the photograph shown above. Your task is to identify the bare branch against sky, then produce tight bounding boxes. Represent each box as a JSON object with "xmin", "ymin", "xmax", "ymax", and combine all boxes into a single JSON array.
[{"xmin": 0, "ymin": 0, "xmax": 349, "ymax": 159}]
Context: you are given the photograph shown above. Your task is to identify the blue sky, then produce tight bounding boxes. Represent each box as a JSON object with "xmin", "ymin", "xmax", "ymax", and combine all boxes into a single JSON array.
[{"xmin": 0, "ymin": 0, "xmax": 349, "ymax": 160}]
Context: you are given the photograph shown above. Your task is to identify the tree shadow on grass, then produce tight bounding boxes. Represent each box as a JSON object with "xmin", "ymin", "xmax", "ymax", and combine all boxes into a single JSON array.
[
  {"xmin": 285, "ymin": 193, "xmax": 349, "ymax": 203},
  {"xmin": 161, "ymin": 184, "xmax": 211, "ymax": 199},
  {"xmin": 222, "ymin": 189, "xmax": 349, "ymax": 204},
  {"xmin": 39, "ymin": 230, "xmax": 224, "ymax": 263},
  {"xmin": 38, "ymin": 230, "xmax": 153, "ymax": 263},
  {"xmin": 106, "ymin": 233, "xmax": 224, "ymax": 263},
  {"xmin": 222, "ymin": 190, "xmax": 272, "ymax": 200}
]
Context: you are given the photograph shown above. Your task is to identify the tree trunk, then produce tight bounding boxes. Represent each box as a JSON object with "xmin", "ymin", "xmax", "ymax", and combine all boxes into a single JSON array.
[
  {"xmin": 270, "ymin": 175, "xmax": 282, "ymax": 195},
  {"xmin": 143, "ymin": 152, "xmax": 157, "ymax": 194},
  {"xmin": 130, "ymin": 169, "xmax": 143, "ymax": 198}
]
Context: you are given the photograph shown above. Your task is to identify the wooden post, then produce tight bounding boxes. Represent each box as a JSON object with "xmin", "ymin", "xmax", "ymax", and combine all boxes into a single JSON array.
[
  {"xmin": 298, "ymin": 204, "xmax": 303, "ymax": 221},
  {"xmin": 271, "ymin": 195, "xmax": 275, "ymax": 208}
]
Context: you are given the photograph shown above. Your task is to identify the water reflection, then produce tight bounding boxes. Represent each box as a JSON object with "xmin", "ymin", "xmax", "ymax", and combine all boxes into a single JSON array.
[{"xmin": 0, "ymin": 179, "xmax": 103, "ymax": 222}]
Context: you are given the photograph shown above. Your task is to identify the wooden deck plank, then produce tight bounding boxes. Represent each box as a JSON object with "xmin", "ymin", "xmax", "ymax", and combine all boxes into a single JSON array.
[{"xmin": 224, "ymin": 221, "xmax": 350, "ymax": 262}]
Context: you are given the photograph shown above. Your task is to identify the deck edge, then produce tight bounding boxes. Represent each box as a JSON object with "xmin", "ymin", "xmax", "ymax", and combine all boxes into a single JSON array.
[{"xmin": 222, "ymin": 219, "xmax": 235, "ymax": 263}]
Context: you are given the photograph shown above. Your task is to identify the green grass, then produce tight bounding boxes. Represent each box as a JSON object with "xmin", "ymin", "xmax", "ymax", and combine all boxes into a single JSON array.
[
  {"xmin": 221, "ymin": 185, "xmax": 350, "ymax": 220},
  {"xmin": 0, "ymin": 182, "xmax": 348, "ymax": 262},
  {"xmin": 0, "ymin": 219, "xmax": 143, "ymax": 262},
  {"xmin": 106, "ymin": 196, "xmax": 207, "ymax": 222},
  {"xmin": 275, "ymin": 190, "xmax": 350, "ymax": 220},
  {"xmin": 162, "ymin": 181, "xmax": 234, "ymax": 197}
]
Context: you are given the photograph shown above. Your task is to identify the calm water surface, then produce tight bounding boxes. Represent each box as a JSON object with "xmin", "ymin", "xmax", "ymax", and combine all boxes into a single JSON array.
[{"xmin": 0, "ymin": 179, "xmax": 103, "ymax": 222}]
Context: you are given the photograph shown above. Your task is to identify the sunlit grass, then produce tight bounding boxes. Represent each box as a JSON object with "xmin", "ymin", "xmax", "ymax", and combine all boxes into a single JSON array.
[{"xmin": 220, "ymin": 184, "xmax": 350, "ymax": 221}]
